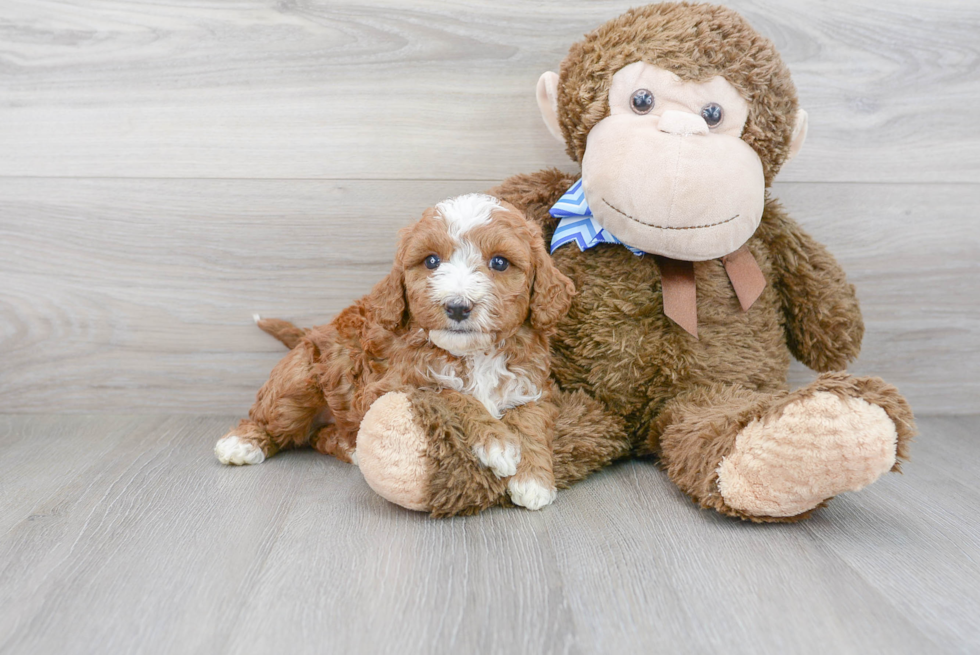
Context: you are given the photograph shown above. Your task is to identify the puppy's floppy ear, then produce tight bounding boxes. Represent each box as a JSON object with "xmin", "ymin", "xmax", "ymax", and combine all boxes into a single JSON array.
[
  {"xmin": 527, "ymin": 220, "xmax": 575, "ymax": 332},
  {"xmin": 367, "ymin": 227, "xmax": 410, "ymax": 330}
]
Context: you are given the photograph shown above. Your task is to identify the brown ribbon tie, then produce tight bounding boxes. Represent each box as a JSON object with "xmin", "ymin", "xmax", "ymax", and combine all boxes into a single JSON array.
[{"xmin": 654, "ymin": 245, "xmax": 767, "ymax": 339}]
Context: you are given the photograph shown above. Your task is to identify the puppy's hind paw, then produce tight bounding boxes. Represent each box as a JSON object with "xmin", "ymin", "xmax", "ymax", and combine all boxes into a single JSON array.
[
  {"xmin": 473, "ymin": 440, "xmax": 520, "ymax": 478},
  {"xmin": 507, "ymin": 477, "xmax": 557, "ymax": 510},
  {"xmin": 215, "ymin": 435, "xmax": 265, "ymax": 466}
]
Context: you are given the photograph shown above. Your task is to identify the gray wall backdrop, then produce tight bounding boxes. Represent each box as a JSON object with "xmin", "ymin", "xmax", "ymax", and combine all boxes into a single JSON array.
[{"xmin": 1, "ymin": 0, "xmax": 977, "ymax": 414}]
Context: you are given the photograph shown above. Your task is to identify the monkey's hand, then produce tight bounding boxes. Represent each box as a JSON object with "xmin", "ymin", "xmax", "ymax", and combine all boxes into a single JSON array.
[{"xmin": 760, "ymin": 200, "xmax": 864, "ymax": 372}]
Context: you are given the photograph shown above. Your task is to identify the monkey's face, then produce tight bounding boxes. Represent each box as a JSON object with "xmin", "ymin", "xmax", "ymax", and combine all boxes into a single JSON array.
[{"xmin": 578, "ymin": 62, "xmax": 764, "ymax": 261}]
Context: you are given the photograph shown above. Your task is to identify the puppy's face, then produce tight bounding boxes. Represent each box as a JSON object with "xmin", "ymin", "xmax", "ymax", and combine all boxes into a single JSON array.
[{"xmin": 369, "ymin": 193, "xmax": 574, "ymax": 356}]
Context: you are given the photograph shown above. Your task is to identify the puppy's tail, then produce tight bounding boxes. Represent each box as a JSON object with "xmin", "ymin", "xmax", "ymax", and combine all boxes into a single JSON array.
[{"xmin": 253, "ymin": 314, "xmax": 308, "ymax": 350}]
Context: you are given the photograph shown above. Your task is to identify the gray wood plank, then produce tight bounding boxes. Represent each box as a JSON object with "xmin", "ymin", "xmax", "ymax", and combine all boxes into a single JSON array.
[
  {"xmin": 1, "ymin": 414, "xmax": 977, "ymax": 654},
  {"xmin": 0, "ymin": 415, "xmax": 332, "ymax": 654},
  {"xmin": 0, "ymin": 0, "xmax": 977, "ymax": 182},
  {"xmin": 544, "ymin": 461, "xmax": 942, "ymax": 655},
  {"xmin": 802, "ymin": 416, "xmax": 980, "ymax": 652},
  {"xmin": 222, "ymin": 488, "xmax": 581, "ymax": 655},
  {"xmin": 0, "ymin": 414, "xmax": 145, "ymax": 535},
  {"xmin": 1, "ymin": 178, "xmax": 976, "ymax": 414}
]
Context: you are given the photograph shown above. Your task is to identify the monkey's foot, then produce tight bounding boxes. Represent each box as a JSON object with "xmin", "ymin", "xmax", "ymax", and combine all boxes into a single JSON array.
[
  {"xmin": 356, "ymin": 392, "xmax": 431, "ymax": 512},
  {"xmin": 357, "ymin": 391, "xmax": 516, "ymax": 517},
  {"xmin": 716, "ymin": 389, "xmax": 899, "ymax": 518}
]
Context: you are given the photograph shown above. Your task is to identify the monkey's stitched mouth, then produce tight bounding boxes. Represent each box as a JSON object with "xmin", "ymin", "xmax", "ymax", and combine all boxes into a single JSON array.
[{"xmin": 601, "ymin": 198, "xmax": 739, "ymax": 231}]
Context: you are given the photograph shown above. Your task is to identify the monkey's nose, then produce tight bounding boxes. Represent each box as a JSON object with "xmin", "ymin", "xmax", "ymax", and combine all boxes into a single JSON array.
[
  {"xmin": 658, "ymin": 110, "xmax": 709, "ymax": 136},
  {"xmin": 444, "ymin": 301, "xmax": 472, "ymax": 322}
]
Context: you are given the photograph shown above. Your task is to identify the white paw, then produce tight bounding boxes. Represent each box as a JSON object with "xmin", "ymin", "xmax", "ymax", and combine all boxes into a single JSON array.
[
  {"xmin": 473, "ymin": 440, "xmax": 520, "ymax": 478},
  {"xmin": 215, "ymin": 435, "xmax": 265, "ymax": 466},
  {"xmin": 349, "ymin": 448, "xmax": 359, "ymax": 467},
  {"xmin": 507, "ymin": 477, "xmax": 557, "ymax": 511}
]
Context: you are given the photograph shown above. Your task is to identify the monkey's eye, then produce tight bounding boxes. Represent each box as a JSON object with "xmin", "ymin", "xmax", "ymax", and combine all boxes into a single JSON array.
[
  {"xmin": 701, "ymin": 103, "xmax": 724, "ymax": 127},
  {"xmin": 424, "ymin": 254, "xmax": 440, "ymax": 270},
  {"xmin": 489, "ymin": 255, "xmax": 509, "ymax": 272},
  {"xmin": 630, "ymin": 89, "xmax": 655, "ymax": 115}
]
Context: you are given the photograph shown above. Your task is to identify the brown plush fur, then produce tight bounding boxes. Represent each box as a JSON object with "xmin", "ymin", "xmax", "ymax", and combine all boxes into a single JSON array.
[
  {"xmin": 406, "ymin": 3, "xmax": 916, "ymax": 519},
  {"xmin": 224, "ymin": 200, "xmax": 575, "ymax": 475},
  {"xmin": 486, "ymin": 169, "xmax": 913, "ymax": 521}
]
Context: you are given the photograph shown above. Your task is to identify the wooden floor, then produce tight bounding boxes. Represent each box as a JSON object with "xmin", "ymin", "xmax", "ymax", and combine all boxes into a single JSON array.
[{"xmin": 0, "ymin": 414, "xmax": 977, "ymax": 655}]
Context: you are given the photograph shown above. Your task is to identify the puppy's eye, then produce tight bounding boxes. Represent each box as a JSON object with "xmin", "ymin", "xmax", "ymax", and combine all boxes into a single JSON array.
[
  {"xmin": 489, "ymin": 255, "xmax": 509, "ymax": 272},
  {"xmin": 630, "ymin": 89, "xmax": 654, "ymax": 115},
  {"xmin": 701, "ymin": 102, "xmax": 723, "ymax": 127},
  {"xmin": 424, "ymin": 255, "xmax": 440, "ymax": 270}
]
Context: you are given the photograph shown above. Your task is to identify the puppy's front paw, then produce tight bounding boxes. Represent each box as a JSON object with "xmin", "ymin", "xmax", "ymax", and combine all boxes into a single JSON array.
[
  {"xmin": 472, "ymin": 440, "xmax": 520, "ymax": 478},
  {"xmin": 215, "ymin": 434, "xmax": 265, "ymax": 466},
  {"xmin": 507, "ymin": 477, "xmax": 557, "ymax": 511}
]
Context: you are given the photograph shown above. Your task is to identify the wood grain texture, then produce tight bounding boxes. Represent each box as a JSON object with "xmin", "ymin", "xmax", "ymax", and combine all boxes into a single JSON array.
[
  {"xmin": 1, "ymin": 0, "xmax": 978, "ymax": 182},
  {"xmin": 1, "ymin": 178, "xmax": 976, "ymax": 414},
  {"xmin": 1, "ymin": 1, "xmax": 977, "ymax": 413},
  {"xmin": 0, "ymin": 413, "xmax": 977, "ymax": 654}
]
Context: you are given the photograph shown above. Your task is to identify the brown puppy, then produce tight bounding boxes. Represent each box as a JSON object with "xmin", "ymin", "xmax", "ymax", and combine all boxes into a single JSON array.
[{"xmin": 215, "ymin": 193, "xmax": 575, "ymax": 510}]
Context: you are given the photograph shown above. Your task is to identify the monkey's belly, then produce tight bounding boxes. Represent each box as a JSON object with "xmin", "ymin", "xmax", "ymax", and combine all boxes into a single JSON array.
[{"xmin": 549, "ymin": 241, "xmax": 790, "ymax": 430}]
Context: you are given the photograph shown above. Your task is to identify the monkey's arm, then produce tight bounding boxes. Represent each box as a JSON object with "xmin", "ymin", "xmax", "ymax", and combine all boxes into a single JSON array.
[
  {"xmin": 758, "ymin": 200, "xmax": 864, "ymax": 372},
  {"xmin": 487, "ymin": 168, "xmax": 579, "ymax": 235}
]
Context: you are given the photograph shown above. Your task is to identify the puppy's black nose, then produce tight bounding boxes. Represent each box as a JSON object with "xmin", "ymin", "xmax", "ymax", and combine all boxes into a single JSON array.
[{"xmin": 444, "ymin": 301, "xmax": 472, "ymax": 322}]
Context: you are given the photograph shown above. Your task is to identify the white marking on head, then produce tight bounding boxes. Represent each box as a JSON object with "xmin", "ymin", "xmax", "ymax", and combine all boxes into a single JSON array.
[
  {"xmin": 427, "ymin": 194, "xmax": 501, "ymax": 330},
  {"xmin": 435, "ymin": 193, "xmax": 501, "ymax": 240},
  {"xmin": 428, "ymin": 238, "xmax": 494, "ymax": 307}
]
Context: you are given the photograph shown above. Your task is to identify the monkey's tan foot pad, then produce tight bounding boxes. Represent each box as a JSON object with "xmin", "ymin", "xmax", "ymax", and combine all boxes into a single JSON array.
[
  {"xmin": 215, "ymin": 434, "xmax": 266, "ymax": 465},
  {"xmin": 716, "ymin": 392, "xmax": 898, "ymax": 518},
  {"xmin": 356, "ymin": 392, "xmax": 431, "ymax": 512}
]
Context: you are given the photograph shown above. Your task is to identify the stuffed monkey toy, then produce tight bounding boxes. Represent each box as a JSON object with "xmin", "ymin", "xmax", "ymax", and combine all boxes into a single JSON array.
[{"xmin": 353, "ymin": 2, "xmax": 917, "ymax": 520}]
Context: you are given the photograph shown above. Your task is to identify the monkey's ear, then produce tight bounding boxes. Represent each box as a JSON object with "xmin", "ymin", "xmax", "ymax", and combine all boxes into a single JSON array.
[
  {"xmin": 785, "ymin": 108, "xmax": 808, "ymax": 164},
  {"xmin": 536, "ymin": 71, "xmax": 564, "ymax": 143}
]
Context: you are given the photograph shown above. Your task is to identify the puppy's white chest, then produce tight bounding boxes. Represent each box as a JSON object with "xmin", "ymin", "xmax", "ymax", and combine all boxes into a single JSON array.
[{"xmin": 429, "ymin": 352, "xmax": 540, "ymax": 419}]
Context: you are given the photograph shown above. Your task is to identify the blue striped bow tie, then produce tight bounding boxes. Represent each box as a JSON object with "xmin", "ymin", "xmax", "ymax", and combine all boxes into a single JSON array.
[{"xmin": 549, "ymin": 179, "xmax": 645, "ymax": 256}]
